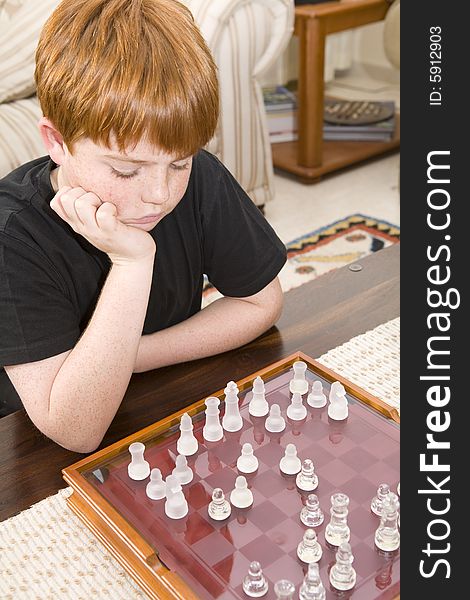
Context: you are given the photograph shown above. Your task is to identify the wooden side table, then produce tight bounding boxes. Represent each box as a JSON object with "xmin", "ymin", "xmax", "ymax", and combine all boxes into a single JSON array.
[{"xmin": 272, "ymin": 0, "xmax": 400, "ymax": 182}]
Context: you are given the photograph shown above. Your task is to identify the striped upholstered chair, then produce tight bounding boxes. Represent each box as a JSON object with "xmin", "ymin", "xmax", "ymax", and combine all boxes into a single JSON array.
[{"xmin": 0, "ymin": 0, "xmax": 294, "ymax": 207}]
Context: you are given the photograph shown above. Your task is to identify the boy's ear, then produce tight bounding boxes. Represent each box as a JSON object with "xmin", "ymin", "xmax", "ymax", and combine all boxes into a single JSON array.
[{"xmin": 38, "ymin": 117, "xmax": 67, "ymax": 165}]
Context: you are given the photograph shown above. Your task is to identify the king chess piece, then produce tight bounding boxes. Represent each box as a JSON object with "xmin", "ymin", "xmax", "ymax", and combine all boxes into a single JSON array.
[
  {"xmin": 127, "ymin": 442, "xmax": 150, "ymax": 481},
  {"xmin": 248, "ymin": 376, "xmax": 269, "ymax": 417},
  {"xmin": 289, "ymin": 361, "xmax": 309, "ymax": 395},
  {"xmin": 279, "ymin": 443, "xmax": 302, "ymax": 475},
  {"xmin": 287, "ymin": 392, "xmax": 307, "ymax": 420},
  {"xmin": 371, "ymin": 483, "xmax": 391, "ymax": 516},
  {"xmin": 273, "ymin": 579, "xmax": 296, "ymax": 600},
  {"xmin": 164, "ymin": 474, "xmax": 188, "ymax": 519},
  {"xmin": 300, "ymin": 494, "xmax": 324, "ymax": 527},
  {"xmin": 176, "ymin": 412, "xmax": 198, "ymax": 456},
  {"xmin": 242, "ymin": 561, "xmax": 268, "ymax": 598},
  {"xmin": 297, "ymin": 528, "xmax": 322, "ymax": 563},
  {"xmin": 203, "ymin": 396, "xmax": 223, "ymax": 442},
  {"xmin": 296, "ymin": 459, "xmax": 319, "ymax": 492},
  {"xmin": 222, "ymin": 380, "xmax": 243, "ymax": 432},
  {"xmin": 375, "ymin": 492, "xmax": 400, "ymax": 551},
  {"xmin": 208, "ymin": 487, "xmax": 231, "ymax": 521},
  {"xmin": 146, "ymin": 468, "xmax": 166, "ymax": 500},
  {"xmin": 329, "ymin": 542, "xmax": 356, "ymax": 591},
  {"xmin": 307, "ymin": 380, "xmax": 327, "ymax": 408},
  {"xmin": 327, "ymin": 381, "xmax": 348, "ymax": 420},
  {"xmin": 325, "ymin": 493, "xmax": 350, "ymax": 546}
]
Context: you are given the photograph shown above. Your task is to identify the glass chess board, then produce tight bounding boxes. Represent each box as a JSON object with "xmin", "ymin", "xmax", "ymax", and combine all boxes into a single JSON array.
[{"xmin": 62, "ymin": 352, "xmax": 400, "ymax": 599}]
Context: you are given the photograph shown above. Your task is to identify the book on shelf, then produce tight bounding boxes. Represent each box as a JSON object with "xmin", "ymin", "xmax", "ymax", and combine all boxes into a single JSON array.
[
  {"xmin": 263, "ymin": 85, "xmax": 297, "ymax": 112},
  {"xmin": 323, "ymin": 100, "xmax": 396, "ymax": 141}
]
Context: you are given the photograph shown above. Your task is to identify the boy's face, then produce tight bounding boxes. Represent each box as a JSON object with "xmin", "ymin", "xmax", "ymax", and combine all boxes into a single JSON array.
[{"xmin": 56, "ymin": 137, "xmax": 193, "ymax": 231}]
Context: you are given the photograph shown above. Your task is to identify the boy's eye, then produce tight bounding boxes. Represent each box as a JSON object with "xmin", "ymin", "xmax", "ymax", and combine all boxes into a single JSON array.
[{"xmin": 111, "ymin": 168, "xmax": 138, "ymax": 179}]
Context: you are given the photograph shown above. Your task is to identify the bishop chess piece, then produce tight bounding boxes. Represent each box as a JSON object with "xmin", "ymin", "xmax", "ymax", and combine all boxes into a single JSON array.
[
  {"xmin": 164, "ymin": 474, "xmax": 188, "ymax": 519},
  {"xmin": 208, "ymin": 487, "xmax": 231, "ymax": 521},
  {"xmin": 307, "ymin": 380, "xmax": 327, "ymax": 408},
  {"xmin": 279, "ymin": 443, "xmax": 302, "ymax": 475},
  {"xmin": 375, "ymin": 492, "xmax": 400, "ymax": 551},
  {"xmin": 203, "ymin": 396, "xmax": 223, "ymax": 442},
  {"xmin": 265, "ymin": 403, "xmax": 286, "ymax": 433},
  {"xmin": 127, "ymin": 442, "xmax": 150, "ymax": 480},
  {"xmin": 296, "ymin": 459, "xmax": 319, "ymax": 491},
  {"xmin": 325, "ymin": 493, "xmax": 350, "ymax": 546},
  {"xmin": 222, "ymin": 380, "xmax": 243, "ymax": 432},
  {"xmin": 248, "ymin": 376, "xmax": 269, "ymax": 417},
  {"xmin": 329, "ymin": 542, "xmax": 356, "ymax": 591},
  {"xmin": 176, "ymin": 412, "xmax": 198, "ymax": 456},
  {"xmin": 172, "ymin": 454, "xmax": 193, "ymax": 485},
  {"xmin": 242, "ymin": 561, "xmax": 268, "ymax": 597},
  {"xmin": 300, "ymin": 494, "xmax": 324, "ymax": 527},
  {"xmin": 297, "ymin": 528, "xmax": 322, "ymax": 563},
  {"xmin": 327, "ymin": 381, "xmax": 348, "ymax": 420},
  {"xmin": 273, "ymin": 579, "xmax": 296, "ymax": 600},
  {"xmin": 286, "ymin": 392, "xmax": 307, "ymax": 420},
  {"xmin": 289, "ymin": 361, "xmax": 309, "ymax": 395},
  {"xmin": 299, "ymin": 563, "xmax": 326, "ymax": 600},
  {"xmin": 237, "ymin": 443, "xmax": 259, "ymax": 473},
  {"xmin": 230, "ymin": 475, "xmax": 253, "ymax": 508},
  {"xmin": 146, "ymin": 468, "xmax": 166, "ymax": 500},
  {"xmin": 371, "ymin": 483, "xmax": 391, "ymax": 516}
]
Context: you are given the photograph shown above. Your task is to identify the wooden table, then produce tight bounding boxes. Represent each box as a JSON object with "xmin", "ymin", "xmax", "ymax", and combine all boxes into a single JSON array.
[
  {"xmin": 272, "ymin": 0, "xmax": 400, "ymax": 181},
  {"xmin": 0, "ymin": 243, "xmax": 399, "ymax": 522}
]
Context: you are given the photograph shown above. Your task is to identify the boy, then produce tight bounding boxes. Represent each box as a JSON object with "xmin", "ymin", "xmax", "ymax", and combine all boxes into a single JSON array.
[{"xmin": 0, "ymin": 0, "xmax": 286, "ymax": 451}]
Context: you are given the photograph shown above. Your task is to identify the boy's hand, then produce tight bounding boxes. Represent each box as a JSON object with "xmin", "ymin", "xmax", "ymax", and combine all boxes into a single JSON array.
[{"xmin": 50, "ymin": 186, "xmax": 156, "ymax": 265}]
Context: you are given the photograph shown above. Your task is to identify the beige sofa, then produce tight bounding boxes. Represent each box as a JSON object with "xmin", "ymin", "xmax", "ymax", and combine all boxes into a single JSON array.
[{"xmin": 0, "ymin": 0, "xmax": 294, "ymax": 206}]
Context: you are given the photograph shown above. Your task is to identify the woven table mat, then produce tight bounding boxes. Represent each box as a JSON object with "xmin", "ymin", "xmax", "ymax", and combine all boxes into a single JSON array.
[{"xmin": 0, "ymin": 318, "xmax": 400, "ymax": 600}]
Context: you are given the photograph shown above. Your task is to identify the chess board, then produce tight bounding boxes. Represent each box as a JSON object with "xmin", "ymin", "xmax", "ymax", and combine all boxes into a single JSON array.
[{"xmin": 62, "ymin": 352, "xmax": 400, "ymax": 599}]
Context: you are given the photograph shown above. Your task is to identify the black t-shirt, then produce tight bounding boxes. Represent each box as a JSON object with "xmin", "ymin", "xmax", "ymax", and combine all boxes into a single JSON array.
[{"xmin": 0, "ymin": 150, "xmax": 286, "ymax": 412}]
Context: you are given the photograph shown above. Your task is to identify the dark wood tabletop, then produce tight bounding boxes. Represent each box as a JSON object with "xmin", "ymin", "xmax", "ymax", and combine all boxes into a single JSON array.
[{"xmin": 0, "ymin": 243, "xmax": 399, "ymax": 522}]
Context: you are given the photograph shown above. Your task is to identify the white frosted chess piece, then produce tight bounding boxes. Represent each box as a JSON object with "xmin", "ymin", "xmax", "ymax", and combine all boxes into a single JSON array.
[
  {"xmin": 397, "ymin": 481, "xmax": 400, "ymax": 496},
  {"xmin": 325, "ymin": 493, "xmax": 350, "ymax": 546},
  {"xmin": 371, "ymin": 483, "xmax": 391, "ymax": 516},
  {"xmin": 237, "ymin": 443, "xmax": 259, "ymax": 473},
  {"xmin": 329, "ymin": 542, "xmax": 356, "ymax": 591},
  {"xmin": 248, "ymin": 376, "xmax": 269, "ymax": 417},
  {"xmin": 297, "ymin": 528, "xmax": 323, "ymax": 563},
  {"xmin": 296, "ymin": 459, "xmax": 318, "ymax": 491},
  {"xmin": 307, "ymin": 380, "xmax": 327, "ymax": 408},
  {"xmin": 164, "ymin": 474, "xmax": 188, "ymax": 519},
  {"xmin": 375, "ymin": 492, "xmax": 400, "ymax": 551},
  {"xmin": 203, "ymin": 396, "xmax": 223, "ymax": 442},
  {"xmin": 176, "ymin": 412, "xmax": 198, "ymax": 456},
  {"xmin": 230, "ymin": 475, "xmax": 253, "ymax": 508},
  {"xmin": 127, "ymin": 442, "xmax": 150, "ymax": 480},
  {"xmin": 172, "ymin": 454, "xmax": 193, "ymax": 485},
  {"xmin": 299, "ymin": 563, "xmax": 326, "ymax": 600},
  {"xmin": 279, "ymin": 443, "xmax": 301, "ymax": 475},
  {"xmin": 208, "ymin": 487, "xmax": 231, "ymax": 520},
  {"xmin": 222, "ymin": 381, "xmax": 243, "ymax": 432},
  {"xmin": 146, "ymin": 468, "xmax": 166, "ymax": 500},
  {"xmin": 289, "ymin": 361, "xmax": 309, "ymax": 395},
  {"xmin": 265, "ymin": 404, "xmax": 286, "ymax": 433},
  {"xmin": 328, "ymin": 381, "xmax": 348, "ymax": 420},
  {"xmin": 300, "ymin": 494, "xmax": 324, "ymax": 527},
  {"xmin": 286, "ymin": 392, "xmax": 307, "ymax": 420},
  {"xmin": 242, "ymin": 561, "xmax": 269, "ymax": 597}
]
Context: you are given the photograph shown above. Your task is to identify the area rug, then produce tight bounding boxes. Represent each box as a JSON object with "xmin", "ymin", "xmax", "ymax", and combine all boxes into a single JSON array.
[{"xmin": 202, "ymin": 214, "xmax": 400, "ymax": 306}]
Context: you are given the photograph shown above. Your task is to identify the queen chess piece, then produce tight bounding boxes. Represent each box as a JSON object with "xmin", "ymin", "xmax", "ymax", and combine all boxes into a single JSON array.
[
  {"xmin": 300, "ymin": 494, "xmax": 324, "ymax": 527},
  {"xmin": 325, "ymin": 493, "xmax": 350, "ymax": 546},
  {"xmin": 242, "ymin": 561, "xmax": 268, "ymax": 597},
  {"xmin": 299, "ymin": 563, "xmax": 326, "ymax": 600},
  {"xmin": 375, "ymin": 492, "xmax": 400, "ymax": 551},
  {"xmin": 329, "ymin": 542, "xmax": 356, "ymax": 591},
  {"xmin": 297, "ymin": 528, "xmax": 322, "ymax": 563},
  {"xmin": 127, "ymin": 442, "xmax": 150, "ymax": 481},
  {"xmin": 296, "ymin": 459, "xmax": 318, "ymax": 491}
]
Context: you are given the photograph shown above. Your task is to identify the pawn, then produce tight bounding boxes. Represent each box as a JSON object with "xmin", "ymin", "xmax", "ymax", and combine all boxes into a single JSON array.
[
  {"xmin": 176, "ymin": 412, "xmax": 198, "ymax": 456},
  {"xmin": 203, "ymin": 396, "xmax": 223, "ymax": 442},
  {"xmin": 164, "ymin": 474, "xmax": 188, "ymax": 519},
  {"xmin": 375, "ymin": 492, "xmax": 400, "ymax": 551},
  {"xmin": 329, "ymin": 542, "xmax": 356, "ymax": 591},
  {"xmin": 287, "ymin": 392, "xmax": 307, "ymax": 420},
  {"xmin": 248, "ymin": 376, "xmax": 269, "ymax": 417},
  {"xmin": 222, "ymin": 380, "xmax": 243, "ymax": 432},
  {"xmin": 328, "ymin": 381, "xmax": 348, "ymax": 420},
  {"xmin": 127, "ymin": 442, "xmax": 150, "ymax": 481},
  {"xmin": 230, "ymin": 475, "xmax": 253, "ymax": 508},
  {"xmin": 273, "ymin": 579, "xmax": 296, "ymax": 599},
  {"xmin": 242, "ymin": 561, "xmax": 268, "ymax": 597},
  {"xmin": 289, "ymin": 360, "xmax": 309, "ymax": 395},
  {"xmin": 307, "ymin": 380, "xmax": 327, "ymax": 408},
  {"xmin": 279, "ymin": 443, "xmax": 302, "ymax": 475},
  {"xmin": 300, "ymin": 494, "xmax": 324, "ymax": 527},
  {"xmin": 299, "ymin": 563, "xmax": 326, "ymax": 600},
  {"xmin": 146, "ymin": 468, "xmax": 166, "ymax": 500},
  {"xmin": 237, "ymin": 443, "xmax": 259, "ymax": 473},
  {"xmin": 265, "ymin": 404, "xmax": 286, "ymax": 433},
  {"xmin": 297, "ymin": 528, "xmax": 322, "ymax": 563},
  {"xmin": 208, "ymin": 487, "xmax": 231, "ymax": 521},
  {"xmin": 172, "ymin": 454, "xmax": 193, "ymax": 485},
  {"xmin": 296, "ymin": 459, "xmax": 318, "ymax": 492},
  {"xmin": 371, "ymin": 483, "xmax": 391, "ymax": 516}
]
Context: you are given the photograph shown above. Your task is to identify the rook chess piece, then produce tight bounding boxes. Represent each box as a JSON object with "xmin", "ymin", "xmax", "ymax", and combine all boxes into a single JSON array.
[
  {"xmin": 222, "ymin": 380, "xmax": 243, "ymax": 432},
  {"xmin": 127, "ymin": 442, "xmax": 150, "ymax": 480},
  {"xmin": 296, "ymin": 459, "xmax": 318, "ymax": 491},
  {"xmin": 208, "ymin": 487, "xmax": 231, "ymax": 520},
  {"xmin": 329, "ymin": 542, "xmax": 356, "ymax": 591},
  {"xmin": 289, "ymin": 361, "xmax": 309, "ymax": 395},
  {"xmin": 164, "ymin": 474, "xmax": 188, "ymax": 519},
  {"xmin": 327, "ymin": 381, "xmax": 348, "ymax": 420},
  {"xmin": 273, "ymin": 579, "xmax": 296, "ymax": 599},
  {"xmin": 265, "ymin": 404, "xmax": 286, "ymax": 433},
  {"xmin": 297, "ymin": 528, "xmax": 322, "ymax": 563},
  {"xmin": 299, "ymin": 563, "xmax": 326, "ymax": 600},
  {"xmin": 242, "ymin": 561, "xmax": 268, "ymax": 597},
  {"xmin": 325, "ymin": 493, "xmax": 350, "ymax": 546},
  {"xmin": 203, "ymin": 396, "xmax": 223, "ymax": 442},
  {"xmin": 375, "ymin": 492, "xmax": 400, "ymax": 551},
  {"xmin": 287, "ymin": 392, "xmax": 307, "ymax": 420},
  {"xmin": 248, "ymin": 376, "xmax": 269, "ymax": 417},
  {"xmin": 371, "ymin": 482, "xmax": 391, "ymax": 516},
  {"xmin": 146, "ymin": 468, "xmax": 166, "ymax": 500},
  {"xmin": 172, "ymin": 454, "xmax": 193, "ymax": 485},
  {"xmin": 176, "ymin": 412, "xmax": 198, "ymax": 456},
  {"xmin": 230, "ymin": 475, "xmax": 253, "ymax": 508},
  {"xmin": 307, "ymin": 380, "xmax": 327, "ymax": 408},
  {"xmin": 279, "ymin": 443, "xmax": 302, "ymax": 475},
  {"xmin": 300, "ymin": 494, "xmax": 324, "ymax": 527},
  {"xmin": 237, "ymin": 443, "xmax": 259, "ymax": 473}
]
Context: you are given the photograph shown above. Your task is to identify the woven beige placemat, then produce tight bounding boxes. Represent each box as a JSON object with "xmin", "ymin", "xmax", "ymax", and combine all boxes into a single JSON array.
[{"xmin": 0, "ymin": 317, "xmax": 400, "ymax": 599}]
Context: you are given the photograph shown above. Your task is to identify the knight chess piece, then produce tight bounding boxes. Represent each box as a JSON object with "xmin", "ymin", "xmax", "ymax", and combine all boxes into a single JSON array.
[
  {"xmin": 279, "ymin": 443, "xmax": 302, "ymax": 475},
  {"xmin": 289, "ymin": 360, "xmax": 309, "ymax": 394},
  {"xmin": 371, "ymin": 482, "xmax": 391, "ymax": 516},
  {"xmin": 327, "ymin": 381, "xmax": 348, "ymax": 420},
  {"xmin": 300, "ymin": 494, "xmax": 324, "ymax": 527},
  {"xmin": 127, "ymin": 442, "xmax": 150, "ymax": 481},
  {"xmin": 248, "ymin": 376, "xmax": 269, "ymax": 417},
  {"xmin": 329, "ymin": 542, "xmax": 356, "ymax": 591},
  {"xmin": 242, "ymin": 561, "xmax": 268, "ymax": 597},
  {"xmin": 222, "ymin": 380, "xmax": 243, "ymax": 432},
  {"xmin": 307, "ymin": 380, "xmax": 327, "ymax": 408},
  {"xmin": 176, "ymin": 412, "xmax": 198, "ymax": 456},
  {"xmin": 296, "ymin": 459, "xmax": 318, "ymax": 491},
  {"xmin": 375, "ymin": 492, "xmax": 400, "ymax": 551},
  {"xmin": 164, "ymin": 474, "xmax": 188, "ymax": 519},
  {"xmin": 208, "ymin": 487, "xmax": 231, "ymax": 521},
  {"xmin": 297, "ymin": 528, "xmax": 322, "ymax": 563},
  {"xmin": 203, "ymin": 396, "xmax": 223, "ymax": 442},
  {"xmin": 325, "ymin": 493, "xmax": 350, "ymax": 546},
  {"xmin": 299, "ymin": 563, "xmax": 326, "ymax": 600}
]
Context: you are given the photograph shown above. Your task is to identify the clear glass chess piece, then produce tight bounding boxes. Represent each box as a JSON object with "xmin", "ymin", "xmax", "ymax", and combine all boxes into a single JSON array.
[
  {"xmin": 279, "ymin": 443, "xmax": 302, "ymax": 475},
  {"xmin": 371, "ymin": 482, "xmax": 391, "ymax": 516},
  {"xmin": 295, "ymin": 459, "xmax": 319, "ymax": 491},
  {"xmin": 300, "ymin": 494, "xmax": 324, "ymax": 527},
  {"xmin": 242, "ymin": 561, "xmax": 268, "ymax": 597},
  {"xmin": 208, "ymin": 487, "xmax": 231, "ymax": 521},
  {"xmin": 375, "ymin": 492, "xmax": 400, "ymax": 551},
  {"xmin": 127, "ymin": 442, "xmax": 150, "ymax": 480},
  {"xmin": 325, "ymin": 493, "xmax": 350, "ymax": 546},
  {"xmin": 299, "ymin": 563, "xmax": 326, "ymax": 600},
  {"xmin": 297, "ymin": 528, "xmax": 322, "ymax": 563},
  {"xmin": 329, "ymin": 542, "xmax": 356, "ymax": 591},
  {"xmin": 273, "ymin": 579, "xmax": 296, "ymax": 599}
]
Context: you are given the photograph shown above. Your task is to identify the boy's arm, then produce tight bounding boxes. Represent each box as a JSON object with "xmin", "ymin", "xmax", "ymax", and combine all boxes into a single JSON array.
[{"xmin": 134, "ymin": 276, "xmax": 283, "ymax": 373}]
